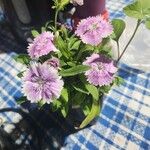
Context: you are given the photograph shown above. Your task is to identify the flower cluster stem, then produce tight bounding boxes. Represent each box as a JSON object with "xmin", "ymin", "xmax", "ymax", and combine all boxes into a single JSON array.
[
  {"xmin": 117, "ymin": 20, "xmax": 141, "ymax": 64},
  {"xmin": 55, "ymin": 9, "xmax": 59, "ymax": 30}
]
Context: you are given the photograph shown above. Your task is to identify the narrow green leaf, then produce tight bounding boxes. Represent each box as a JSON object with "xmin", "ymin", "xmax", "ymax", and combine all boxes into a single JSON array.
[
  {"xmin": 41, "ymin": 27, "xmax": 46, "ymax": 32},
  {"xmin": 99, "ymin": 85, "xmax": 111, "ymax": 94},
  {"xmin": 81, "ymin": 97, "xmax": 92, "ymax": 116},
  {"xmin": 145, "ymin": 19, "xmax": 150, "ymax": 29},
  {"xmin": 61, "ymin": 105, "xmax": 68, "ymax": 118},
  {"xmin": 85, "ymin": 84, "xmax": 99, "ymax": 101},
  {"xmin": 66, "ymin": 61, "xmax": 76, "ymax": 67},
  {"xmin": 31, "ymin": 30, "xmax": 39, "ymax": 37},
  {"xmin": 70, "ymin": 40, "xmax": 81, "ymax": 50},
  {"xmin": 79, "ymin": 100, "xmax": 100, "ymax": 129},
  {"xmin": 72, "ymin": 92, "xmax": 86, "ymax": 106},
  {"xmin": 58, "ymin": 0, "xmax": 69, "ymax": 10},
  {"xmin": 52, "ymin": 99, "xmax": 62, "ymax": 112},
  {"xmin": 16, "ymin": 96, "xmax": 26, "ymax": 105},
  {"xmin": 55, "ymin": 36, "xmax": 71, "ymax": 59},
  {"xmin": 82, "ymin": 105, "xmax": 91, "ymax": 116},
  {"xmin": 73, "ymin": 84, "xmax": 89, "ymax": 95},
  {"xmin": 60, "ymin": 65, "xmax": 90, "ymax": 77},
  {"xmin": 79, "ymin": 44, "xmax": 94, "ymax": 53},
  {"xmin": 114, "ymin": 76, "xmax": 124, "ymax": 86},
  {"xmin": 14, "ymin": 54, "xmax": 30, "ymax": 65},
  {"xmin": 38, "ymin": 100, "xmax": 45, "ymax": 108},
  {"xmin": 112, "ymin": 19, "xmax": 126, "ymax": 41},
  {"xmin": 61, "ymin": 88, "xmax": 68, "ymax": 102}
]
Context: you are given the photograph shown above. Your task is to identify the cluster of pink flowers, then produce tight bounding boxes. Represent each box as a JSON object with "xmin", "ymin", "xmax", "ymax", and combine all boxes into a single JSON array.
[{"xmin": 22, "ymin": 15, "xmax": 116, "ymax": 104}]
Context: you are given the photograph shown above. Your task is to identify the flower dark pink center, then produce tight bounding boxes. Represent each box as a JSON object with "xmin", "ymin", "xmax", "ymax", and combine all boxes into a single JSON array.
[
  {"xmin": 37, "ymin": 78, "xmax": 46, "ymax": 85},
  {"xmin": 96, "ymin": 62, "xmax": 105, "ymax": 70},
  {"xmin": 91, "ymin": 23, "xmax": 99, "ymax": 30}
]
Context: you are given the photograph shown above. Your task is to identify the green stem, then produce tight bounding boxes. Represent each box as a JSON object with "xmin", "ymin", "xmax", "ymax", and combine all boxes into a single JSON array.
[
  {"xmin": 117, "ymin": 41, "xmax": 120, "ymax": 60},
  {"xmin": 117, "ymin": 20, "xmax": 141, "ymax": 64},
  {"xmin": 55, "ymin": 9, "xmax": 59, "ymax": 30}
]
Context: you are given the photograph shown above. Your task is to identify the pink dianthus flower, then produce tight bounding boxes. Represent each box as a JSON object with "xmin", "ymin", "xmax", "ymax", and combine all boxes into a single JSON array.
[
  {"xmin": 75, "ymin": 16, "xmax": 113, "ymax": 46},
  {"xmin": 27, "ymin": 32, "xmax": 57, "ymax": 58},
  {"xmin": 22, "ymin": 62, "xmax": 64, "ymax": 103},
  {"xmin": 83, "ymin": 54, "xmax": 117, "ymax": 86}
]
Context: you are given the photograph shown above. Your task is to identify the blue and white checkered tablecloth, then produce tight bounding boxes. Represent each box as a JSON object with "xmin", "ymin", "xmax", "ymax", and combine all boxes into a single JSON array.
[{"xmin": 0, "ymin": 0, "xmax": 150, "ymax": 150}]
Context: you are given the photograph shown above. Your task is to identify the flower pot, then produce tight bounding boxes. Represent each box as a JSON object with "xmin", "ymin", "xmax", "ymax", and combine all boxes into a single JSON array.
[
  {"xmin": 72, "ymin": 0, "xmax": 108, "ymax": 29},
  {"xmin": 74, "ymin": 0, "xmax": 106, "ymax": 19}
]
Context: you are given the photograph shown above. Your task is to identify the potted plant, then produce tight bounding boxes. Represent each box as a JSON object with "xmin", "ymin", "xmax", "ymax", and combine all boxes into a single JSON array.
[{"xmin": 14, "ymin": 0, "xmax": 150, "ymax": 129}]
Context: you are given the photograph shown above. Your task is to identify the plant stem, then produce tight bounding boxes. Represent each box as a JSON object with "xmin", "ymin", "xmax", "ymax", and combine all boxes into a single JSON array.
[
  {"xmin": 117, "ymin": 41, "xmax": 120, "ymax": 60},
  {"xmin": 55, "ymin": 9, "xmax": 59, "ymax": 30},
  {"xmin": 117, "ymin": 20, "xmax": 141, "ymax": 64}
]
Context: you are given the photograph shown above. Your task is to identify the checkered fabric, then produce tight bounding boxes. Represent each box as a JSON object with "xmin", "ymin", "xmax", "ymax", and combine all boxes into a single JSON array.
[
  {"xmin": 106, "ymin": 0, "xmax": 133, "ymax": 19},
  {"xmin": 0, "ymin": 0, "xmax": 150, "ymax": 150}
]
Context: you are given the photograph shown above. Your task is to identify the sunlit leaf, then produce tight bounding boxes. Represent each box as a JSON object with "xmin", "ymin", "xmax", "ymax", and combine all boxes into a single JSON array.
[{"xmin": 112, "ymin": 19, "xmax": 126, "ymax": 41}]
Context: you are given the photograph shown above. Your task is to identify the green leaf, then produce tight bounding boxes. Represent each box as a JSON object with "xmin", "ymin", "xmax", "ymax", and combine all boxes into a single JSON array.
[
  {"xmin": 138, "ymin": 0, "xmax": 150, "ymax": 10},
  {"xmin": 60, "ymin": 60, "xmax": 67, "ymax": 66},
  {"xmin": 123, "ymin": 0, "xmax": 150, "ymax": 19},
  {"xmin": 81, "ymin": 96, "xmax": 92, "ymax": 116},
  {"xmin": 41, "ymin": 27, "xmax": 46, "ymax": 32},
  {"xmin": 82, "ymin": 105, "xmax": 91, "ymax": 116},
  {"xmin": 70, "ymin": 40, "xmax": 81, "ymax": 50},
  {"xmin": 123, "ymin": 1, "xmax": 143, "ymax": 19},
  {"xmin": 99, "ymin": 85, "xmax": 111, "ymax": 94},
  {"xmin": 61, "ymin": 88, "xmax": 69, "ymax": 102},
  {"xmin": 114, "ymin": 76, "xmax": 124, "ymax": 86},
  {"xmin": 58, "ymin": 0, "xmax": 69, "ymax": 10},
  {"xmin": 145, "ymin": 19, "xmax": 150, "ymax": 29},
  {"xmin": 52, "ymin": 99, "xmax": 62, "ymax": 112},
  {"xmin": 17, "ymin": 71, "xmax": 25, "ymax": 78},
  {"xmin": 14, "ymin": 54, "xmax": 30, "ymax": 65},
  {"xmin": 55, "ymin": 36, "xmax": 71, "ymax": 59},
  {"xmin": 61, "ymin": 25, "xmax": 68, "ymax": 38},
  {"xmin": 66, "ymin": 61, "xmax": 76, "ymax": 67},
  {"xmin": 16, "ymin": 96, "xmax": 26, "ymax": 105},
  {"xmin": 61, "ymin": 105, "xmax": 68, "ymax": 117},
  {"xmin": 79, "ymin": 100, "xmax": 100, "ymax": 129},
  {"xmin": 85, "ymin": 84, "xmax": 99, "ymax": 101},
  {"xmin": 72, "ymin": 92, "xmax": 86, "ymax": 106},
  {"xmin": 79, "ymin": 44, "xmax": 94, "ymax": 53},
  {"xmin": 31, "ymin": 30, "xmax": 39, "ymax": 37},
  {"xmin": 38, "ymin": 100, "xmax": 45, "ymax": 108},
  {"xmin": 52, "ymin": 88, "xmax": 69, "ymax": 115},
  {"xmin": 112, "ymin": 19, "xmax": 126, "ymax": 41},
  {"xmin": 60, "ymin": 65, "xmax": 90, "ymax": 77},
  {"xmin": 73, "ymin": 84, "xmax": 89, "ymax": 95}
]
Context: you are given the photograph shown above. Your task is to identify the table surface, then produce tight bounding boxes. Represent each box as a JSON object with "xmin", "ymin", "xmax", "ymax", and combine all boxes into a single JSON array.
[{"xmin": 0, "ymin": 0, "xmax": 150, "ymax": 150}]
